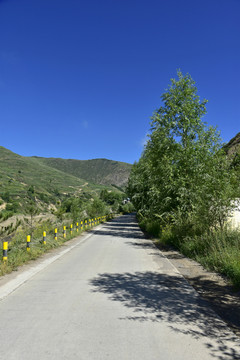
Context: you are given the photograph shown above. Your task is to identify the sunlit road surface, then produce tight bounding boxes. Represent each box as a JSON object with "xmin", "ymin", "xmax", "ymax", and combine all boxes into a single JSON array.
[{"xmin": 0, "ymin": 214, "xmax": 239, "ymax": 360}]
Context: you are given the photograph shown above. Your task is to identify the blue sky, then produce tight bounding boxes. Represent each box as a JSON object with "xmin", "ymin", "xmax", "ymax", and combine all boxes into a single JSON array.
[{"xmin": 0, "ymin": 0, "xmax": 239, "ymax": 164}]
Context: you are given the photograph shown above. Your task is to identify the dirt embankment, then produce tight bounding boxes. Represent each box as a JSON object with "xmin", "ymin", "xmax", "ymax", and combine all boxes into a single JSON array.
[{"xmin": 0, "ymin": 213, "xmax": 56, "ymax": 233}]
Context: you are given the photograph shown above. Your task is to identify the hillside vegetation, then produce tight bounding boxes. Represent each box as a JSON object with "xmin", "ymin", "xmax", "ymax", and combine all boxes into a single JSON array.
[
  {"xmin": 0, "ymin": 146, "xmax": 133, "ymax": 238},
  {"xmin": 0, "ymin": 146, "xmax": 104, "ymax": 212},
  {"xmin": 0, "ymin": 146, "xmax": 89, "ymax": 196},
  {"xmin": 127, "ymin": 71, "xmax": 240, "ymax": 288},
  {"xmin": 33, "ymin": 157, "xmax": 131, "ymax": 188}
]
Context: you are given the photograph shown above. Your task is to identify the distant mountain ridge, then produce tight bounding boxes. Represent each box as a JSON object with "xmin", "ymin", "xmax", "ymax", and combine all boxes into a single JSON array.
[
  {"xmin": 224, "ymin": 132, "xmax": 240, "ymax": 157},
  {"xmin": 32, "ymin": 156, "xmax": 132, "ymax": 188},
  {"xmin": 224, "ymin": 132, "xmax": 240, "ymax": 170}
]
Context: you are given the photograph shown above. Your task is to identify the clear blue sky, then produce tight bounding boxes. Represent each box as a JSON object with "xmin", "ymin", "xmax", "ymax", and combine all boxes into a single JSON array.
[{"xmin": 0, "ymin": 0, "xmax": 239, "ymax": 164}]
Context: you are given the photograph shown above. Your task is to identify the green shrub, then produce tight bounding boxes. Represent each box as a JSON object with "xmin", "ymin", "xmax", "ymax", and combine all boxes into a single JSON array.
[
  {"xmin": 2, "ymin": 191, "xmax": 10, "ymax": 202},
  {"xmin": 6, "ymin": 201, "xmax": 19, "ymax": 213},
  {"xmin": 0, "ymin": 210, "xmax": 14, "ymax": 221}
]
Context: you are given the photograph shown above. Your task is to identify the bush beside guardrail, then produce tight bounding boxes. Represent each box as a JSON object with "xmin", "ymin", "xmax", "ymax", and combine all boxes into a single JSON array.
[{"xmin": 0, "ymin": 214, "xmax": 114, "ymax": 275}]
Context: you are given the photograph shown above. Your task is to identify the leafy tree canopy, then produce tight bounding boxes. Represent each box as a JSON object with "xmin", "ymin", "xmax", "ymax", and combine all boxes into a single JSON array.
[{"xmin": 128, "ymin": 71, "xmax": 238, "ymax": 236}]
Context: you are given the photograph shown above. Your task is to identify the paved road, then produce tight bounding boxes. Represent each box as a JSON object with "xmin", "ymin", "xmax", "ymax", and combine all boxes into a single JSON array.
[{"xmin": 0, "ymin": 214, "xmax": 240, "ymax": 360}]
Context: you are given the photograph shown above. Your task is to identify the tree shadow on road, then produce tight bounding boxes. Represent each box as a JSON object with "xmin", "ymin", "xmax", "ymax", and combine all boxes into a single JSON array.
[
  {"xmin": 106, "ymin": 222, "xmax": 140, "ymax": 229},
  {"xmin": 93, "ymin": 228, "xmax": 145, "ymax": 240},
  {"xmin": 125, "ymin": 240, "xmax": 157, "ymax": 250},
  {"xmin": 106, "ymin": 214, "xmax": 139, "ymax": 228},
  {"xmin": 93, "ymin": 214, "xmax": 145, "ymax": 240},
  {"xmin": 90, "ymin": 271, "xmax": 240, "ymax": 360},
  {"xmin": 94, "ymin": 218, "xmax": 145, "ymax": 240}
]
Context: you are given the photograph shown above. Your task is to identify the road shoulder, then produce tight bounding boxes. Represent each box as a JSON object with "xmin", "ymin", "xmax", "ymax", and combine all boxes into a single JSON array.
[{"xmin": 156, "ymin": 242, "xmax": 240, "ymax": 337}]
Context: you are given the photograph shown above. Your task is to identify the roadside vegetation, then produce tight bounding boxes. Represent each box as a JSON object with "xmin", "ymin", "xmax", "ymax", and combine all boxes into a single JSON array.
[
  {"xmin": 0, "ymin": 145, "xmax": 133, "ymax": 239},
  {"xmin": 0, "ymin": 179, "xmax": 134, "ymax": 275},
  {"xmin": 0, "ymin": 192, "xmax": 134, "ymax": 276},
  {"xmin": 0, "ymin": 216, "xmax": 108, "ymax": 276},
  {"xmin": 0, "ymin": 146, "xmax": 132, "ymax": 223},
  {"xmin": 127, "ymin": 71, "xmax": 240, "ymax": 289}
]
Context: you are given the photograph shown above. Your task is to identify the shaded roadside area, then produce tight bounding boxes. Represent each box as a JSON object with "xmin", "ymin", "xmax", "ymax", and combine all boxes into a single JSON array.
[
  {"xmin": 156, "ymin": 244, "xmax": 240, "ymax": 338},
  {"xmin": 91, "ymin": 215, "xmax": 240, "ymax": 360},
  {"xmin": 106, "ymin": 214, "xmax": 240, "ymax": 339},
  {"xmin": 90, "ymin": 270, "xmax": 240, "ymax": 360}
]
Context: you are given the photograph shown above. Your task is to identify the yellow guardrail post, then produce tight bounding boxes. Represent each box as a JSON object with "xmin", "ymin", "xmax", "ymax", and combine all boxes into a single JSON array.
[
  {"xmin": 70, "ymin": 224, "xmax": 73, "ymax": 235},
  {"xmin": 63, "ymin": 226, "xmax": 66, "ymax": 238},
  {"xmin": 3, "ymin": 241, "xmax": 8, "ymax": 262},
  {"xmin": 54, "ymin": 228, "xmax": 57, "ymax": 240},
  {"xmin": 27, "ymin": 235, "xmax": 31, "ymax": 251},
  {"xmin": 85, "ymin": 220, "xmax": 88, "ymax": 229},
  {"xmin": 81, "ymin": 221, "xmax": 83, "ymax": 230},
  {"xmin": 76, "ymin": 222, "xmax": 79, "ymax": 233},
  {"xmin": 43, "ymin": 231, "xmax": 46, "ymax": 245}
]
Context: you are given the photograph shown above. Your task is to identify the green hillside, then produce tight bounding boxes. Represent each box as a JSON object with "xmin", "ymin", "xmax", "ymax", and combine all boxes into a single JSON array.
[
  {"xmin": 33, "ymin": 157, "xmax": 132, "ymax": 188},
  {"xmin": 0, "ymin": 146, "xmax": 85, "ymax": 193},
  {"xmin": 0, "ymin": 146, "xmax": 129, "ymax": 215}
]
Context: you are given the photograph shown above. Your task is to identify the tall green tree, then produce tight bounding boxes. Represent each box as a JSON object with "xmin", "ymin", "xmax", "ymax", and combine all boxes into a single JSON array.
[{"xmin": 128, "ymin": 71, "xmax": 237, "ymax": 235}]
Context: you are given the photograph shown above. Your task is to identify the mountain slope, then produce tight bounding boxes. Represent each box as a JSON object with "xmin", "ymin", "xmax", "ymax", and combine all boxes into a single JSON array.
[
  {"xmin": 0, "ymin": 146, "xmax": 96, "ymax": 208},
  {"xmin": 32, "ymin": 157, "xmax": 132, "ymax": 188},
  {"xmin": 0, "ymin": 146, "xmax": 131, "ymax": 213},
  {"xmin": 224, "ymin": 132, "xmax": 240, "ymax": 157},
  {"xmin": 224, "ymin": 132, "xmax": 240, "ymax": 168}
]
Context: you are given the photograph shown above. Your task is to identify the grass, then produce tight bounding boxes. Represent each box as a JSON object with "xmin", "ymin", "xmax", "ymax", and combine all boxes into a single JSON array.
[
  {"xmin": 190, "ymin": 229, "xmax": 240, "ymax": 288},
  {"xmin": 139, "ymin": 217, "xmax": 240, "ymax": 290}
]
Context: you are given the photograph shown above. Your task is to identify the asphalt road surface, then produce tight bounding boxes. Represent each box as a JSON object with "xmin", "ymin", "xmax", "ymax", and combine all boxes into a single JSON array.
[{"xmin": 0, "ymin": 214, "xmax": 240, "ymax": 360}]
